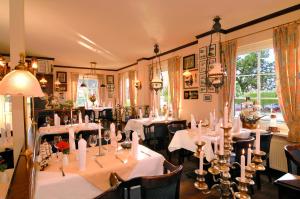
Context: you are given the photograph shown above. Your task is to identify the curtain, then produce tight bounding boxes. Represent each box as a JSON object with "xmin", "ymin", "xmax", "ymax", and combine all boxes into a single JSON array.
[
  {"xmin": 219, "ymin": 40, "xmax": 238, "ymax": 117},
  {"xmin": 97, "ymin": 74, "xmax": 105, "ymax": 105},
  {"xmin": 70, "ymin": 73, "xmax": 79, "ymax": 104},
  {"xmin": 168, "ymin": 56, "xmax": 181, "ymax": 118},
  {"xmin": 273, "ymin": 21, "xmax": 300, "ymax": 142},
  {"xmin": 118, "ymin": 73, "xmax": 124, "ymax": 106},
  {"xmin": 128, "ymin": 70, "xmax": 136, "ymax": 106}
]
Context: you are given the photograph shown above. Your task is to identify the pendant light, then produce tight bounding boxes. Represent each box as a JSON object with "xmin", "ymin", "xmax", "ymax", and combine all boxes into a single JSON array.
[{"xmin": 151, "ymin": 44, "xmax": 163, "ymax": 94}]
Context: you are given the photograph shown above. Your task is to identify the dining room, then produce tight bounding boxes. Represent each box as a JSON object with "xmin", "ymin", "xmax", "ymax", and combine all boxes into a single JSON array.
[{"xmin": 0, "ymin": 1, "xmax": 300, "ymax": 199}]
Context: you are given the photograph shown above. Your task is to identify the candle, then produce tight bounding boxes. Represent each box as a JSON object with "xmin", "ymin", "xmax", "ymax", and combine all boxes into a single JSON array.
[
  {"xmin": 224, "ymin": 102, "xmax": 228, "ymax": 127},
  {"xmin": 198, "ymin": 121, "xmax": 202, "ymax": 143},
  {"xmin": 241, "ymin": 149, "xmax": 245, "ymax": 182},
  {"xmin": 199, "ymin": 150, "xmax": 204, "ymax": 174},
  {"xmin": 219, "ymin": 129, "xmax": 224, "ymax": 155},
  {"xmin": 255, "ymin": 126, "xmax": 261, "ymax": 154},
  {"xmin": 247, "ymin": 144, "xmax": 252, "ymax": 166},
  {"xmin": 98, "ymin": 122, "xmax": 102, "ymax": 140},
  {"xmin": 70, "ymin": 108, "xmax": 73, "ymax": 125},
  {"xmin": 214, "ymin": 140, "xmax": 218, "ymax": 154}
]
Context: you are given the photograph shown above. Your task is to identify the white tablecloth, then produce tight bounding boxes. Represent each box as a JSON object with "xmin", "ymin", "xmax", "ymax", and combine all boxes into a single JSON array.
[
  {"xmin": 168, "ymin": 129, "xmax": 220, "ymax": 161},
  {"xmin": 38, "ymin": 123, "xmax": 99, "ymax": 137},
  {"xmin": 35, "ymin": 145, "xmax": 164, "ymax": 199},
  {"xmin": 124, "ymin": 117, "xmax": 177, "ymax": 140}
]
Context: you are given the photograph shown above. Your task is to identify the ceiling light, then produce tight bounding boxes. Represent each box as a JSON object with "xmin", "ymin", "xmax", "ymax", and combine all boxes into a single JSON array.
[{"xmin": 151, "ymin": 44, "xmax": 163, "ymax": 94}]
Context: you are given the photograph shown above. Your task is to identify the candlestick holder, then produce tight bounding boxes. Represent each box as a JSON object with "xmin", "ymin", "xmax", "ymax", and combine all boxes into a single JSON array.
[
  {"xmin": 245, "ymin": 165, "xmax": 256, "ymax": 185},
  {"xmin": 193, "ymin": 141, "xmax": 206, "ymax": 158},
  {"xmin": 235, "ymin": 177, "xmax": 251, "ymax": 199},
  {"xmin": 194, "ymin": 170, "xmax": 208, "ymax": 191},
  {"xmin": 251, "ymin": 151, "xmax": 266, "ymax": 171}
]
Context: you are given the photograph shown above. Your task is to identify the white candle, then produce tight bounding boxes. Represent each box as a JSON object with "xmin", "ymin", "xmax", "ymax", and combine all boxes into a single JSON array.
[
  {"xmin": 70, "ymin": 108, "xmax": 73, "ymax": 124},
  {"xmin": 198, "ymin": 121, "xmax": 202, "ymax": 143},
  {"xmin": 98, "ymin": 122, "xmax": 102, "ymax": 140},
  {"xmin": 255, "ymin": 126, "xmax": 261, "ymax": 154},
  {"xmin": 214, "ymin": 140, "xmax": 218, "ymax": 154},
  {"xmin": 241, "ymin": 149, "xmax": 245, "ymax": 182},
  {"xmin": 247, "ymin": 144, "xmax": 252, "ymax": 166},
  {"xmin": 199, "ymin": 150, "xmax": 204, "ymax": 174},
  {"xmin": 224, "ymin": 102, "xmax": 228, "ymax": 127},
  {"xmin": 219, "ymin": 130, "xmax": 224, "ymax": 155}
]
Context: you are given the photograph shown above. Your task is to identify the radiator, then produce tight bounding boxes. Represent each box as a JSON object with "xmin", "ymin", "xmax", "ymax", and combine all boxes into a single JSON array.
[{"xmin": 269, "ymin": 135, "xmax": 290, "ymax": 172}]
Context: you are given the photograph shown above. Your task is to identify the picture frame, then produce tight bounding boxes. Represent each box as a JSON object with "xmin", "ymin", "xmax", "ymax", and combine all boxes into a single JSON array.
[
  {"xmin": 199, "ymin": 74, "xmax": 206, "ymax": 87},
  {"xmin": 56, "ymin": 71, "xmax": 67, "ymax": 83},
  {"xmin": 208, "ymin": 44, "xmax": 216, "ymax": 57},
  {"xmin": 184, "ymin": 91, "xmax": 190, "ymax": 100},
  {"xmin": 207, "ymin": 86, "xmax": 216, "ymax": 93},
  {"xmin": 203, "ymin": 94, "xmax": 212, "ymax": 102},
  {"xmin": 108, "ymin": 91, "xmax": 113, "ymax": 98},
  {"xmin": 199, "ymin": 46, "xmax": 207, "ymax": 60},
  {"xmin": 199, "ymin": 86, "xmax": 207, "ymax": 93},
  {"xmin": 183, "ymin": 54, "xmax": 196, "ymax": 71},
  {"xmin": 208, "ymin": 58, "xmax": 216, "ymax": 70},
  {"xmin": 184, "ymin": 90, "xmax": 198, "ymax": 100},
  {"xmin": 59, "ymin": 83, "xmax": 67, "ymax": 92},
  {"xmin": 106, "ymin": 75, "xmax": 114, "ymax": 84},
  {"xmin": 199, "ymin": 60, "xmax": 207, "ymax": 73},
  {"xmin": 183, "ymin": 70, "xmax": 198, "ymax": 89}
]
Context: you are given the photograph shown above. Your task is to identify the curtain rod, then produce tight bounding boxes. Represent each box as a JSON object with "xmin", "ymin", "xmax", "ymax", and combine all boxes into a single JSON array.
[{"xmin": 226, "ymin": 19, "xmax": 300, "ymax": 43}]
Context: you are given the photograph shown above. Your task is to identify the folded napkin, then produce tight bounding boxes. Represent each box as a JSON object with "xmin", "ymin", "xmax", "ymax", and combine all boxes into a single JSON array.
[
  {"xmin": 139, "ymin": 109, "xmax": 143, "ymax": 119},
  {"xmin": 110, "ymin": 123, "xmax": 117, "ymax": 148},
  {"xmin": 78, "ymin": 138, "xmax": 87, "ymax": 171},
  {"xmin": 191, "ymin": 114, "xmax": 197, "ymax": 129},
  {"xmin": 69, "ymin": 127, "xmax": 76, "ymax": 151},
  {"xmin": 197, "ymin": 121, "xmax": 202, "ymax": 142},
  {"xmin": 149, "ymin": 111, "xmax": 153, "ymax": 121},
  {"xmin": 54, "ymin": 114, "xmax": 60, "ymax": 126},
  {"xmin": 85, "ymin": 115, "xmax": 89, "ymax": 124},
  {"xmin": 131, "ymin": 131, "xmax": 139, "ymax": 159},
  {"xmin": 78, "ymin": 111, "xmax": 83, "ymax": 124},
  {"xmin": 209, "ymin": 112, "xmax": 214, "ymax": 130}
]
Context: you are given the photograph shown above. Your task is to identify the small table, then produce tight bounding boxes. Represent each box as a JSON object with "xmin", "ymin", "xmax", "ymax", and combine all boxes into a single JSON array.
[{"xmin": 274, "ymin": 173, "xmax": 300, "ymax": 199}]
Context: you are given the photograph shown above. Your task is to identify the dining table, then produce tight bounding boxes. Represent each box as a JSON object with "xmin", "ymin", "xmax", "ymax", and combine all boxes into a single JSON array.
[
  {"xmin": 124, "ymin": 117, "xmax": 179, "ymax": 140},
  {"xmin": 35, "ymin": 144, "xmax": 165, "ymax": 199}
]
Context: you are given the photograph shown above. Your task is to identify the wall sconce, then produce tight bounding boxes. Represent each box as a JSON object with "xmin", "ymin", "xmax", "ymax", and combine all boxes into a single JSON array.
[
  {"xmin": 31, "ymin": 58, "xmax": 38, "ymax": 70},
  {"xmin": 54, "ymin": 79, "xmax": 61, "ymax": 91},
  {"xmin": 183, "ymin": 70, "xmax": 192, "ymax": 77},
  {"xmin": 205, "ymin": 16, "xmax": 226, "ymax": 92},
  {"xmin": 39, "ymin": 76, "xmax": 48, "ymax": 88},
  {"xmin": 135, "ymin": 80, "xmax": 142, "ymax": 89}
]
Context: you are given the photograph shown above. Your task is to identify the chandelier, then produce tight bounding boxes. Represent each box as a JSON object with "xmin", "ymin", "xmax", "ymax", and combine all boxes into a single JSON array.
[
  {"xmin": 205, "ymin": 16, "xmax": 226, "ymax": 92},
  {"xmin": 151, "ymin": 44, "xmax": 163, "ymax": 94}
]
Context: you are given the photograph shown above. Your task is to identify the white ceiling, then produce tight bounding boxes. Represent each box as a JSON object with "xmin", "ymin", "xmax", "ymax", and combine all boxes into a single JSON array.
[{"xmin": 0, "ymin": 0, "xmax": 299, "ymax": 69}]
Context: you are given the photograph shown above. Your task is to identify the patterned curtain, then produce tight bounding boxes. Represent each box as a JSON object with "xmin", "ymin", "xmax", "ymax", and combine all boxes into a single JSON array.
[
  {"xmin": 168, "ymin": 56, "xmax": 181, "ymax": 118},
  {"xmin": 70, "ymin": 73, "xmax": 79, "ymax": 104},
  {"xmin": 219, "ymin": 40, "xmax": 238, "ymax": 117},
  {"xmin": 273, "ymin": 21, "xmax": 300, "ymax": 142},
  {"xmin": 128, "ymin": 70, "xmax": 136, "ymax": 106}
]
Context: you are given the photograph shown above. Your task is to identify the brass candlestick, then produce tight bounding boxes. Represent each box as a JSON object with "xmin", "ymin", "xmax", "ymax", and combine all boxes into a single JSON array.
[
  {"xmin": 194, "ymin": 170, "xmax": 208, "ymax": 191},
  {"xmin": 245, "ymin": 165, "xmax": 256, "ymax": 185},
  {"xmin": 251, "ymin": 151, "xmax": 266, "ymax": 171},
  {"xmin": 235, "ymin": 177, "xmax": 251, "ymax": 199},
  {"xmin": 193, "ymin": 141, "xmax": 206, "ymax": 158}
]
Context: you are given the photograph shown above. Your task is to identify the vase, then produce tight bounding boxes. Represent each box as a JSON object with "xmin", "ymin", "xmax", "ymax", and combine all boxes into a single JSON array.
[{"xmin": 62, "ymin": 154, "xmax": 69, "ymax": 166}]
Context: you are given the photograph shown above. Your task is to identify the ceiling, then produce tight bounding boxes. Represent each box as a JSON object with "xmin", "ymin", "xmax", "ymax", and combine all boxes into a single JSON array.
[{"xmin": 0, "ymin": 0, "xmax": 299, "ymax": 69}]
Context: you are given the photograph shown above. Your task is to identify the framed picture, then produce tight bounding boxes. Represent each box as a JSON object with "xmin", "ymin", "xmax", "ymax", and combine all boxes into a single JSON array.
[
  {"xmin": 183, "ymin": 70, "xmax": 198, "ymax": 89},
  {"xmin": 184, "ymin": 91, "xmax": 190, "ymax": 99},
  {"xmin": 108, "ymin": 91, "xmax": 113, "ymax": 98},
  {"xmin": 184, "ymin": 90, "xmax": 198, "ymax": 100},
  {"xmin": 59, "ymin": 83, "xmax": 67, "ymax": 92},
  {"xmin": 56, "ymin": 71, "xmax": 67, "ymax": 83},
  {"xmin": 199, "ymin": 60, "xmax": 207, "ymax": 73},
  {"xmin": 199, "ymin": 86, "xmax": 207, "ymax": 93},
  {"xmin": 208, "ymin": 58, "xmax": 216, "ymax": 70},
  {"xmin": 199, "ymin": 74, "xmax": 206, "ymax": 87},
  {"xmin": 208, "ymin": 44, "xmax": 216, "ymax": 57},
  {"xmin": 199, "ymin": 46, "xmax": 207, "ymax": 60},
  {"xmin": 203, "ymin": 94, "xmax": 212, "ymax": 102},
  {"xmin": 183, "ymin": 54, "xmax": 196, "ymax": 70},
  {"xmin": 106, "ymin": 75, "xmax": 114, "ymax": 84},
  {"xmin": 207, "ymin": 86, "xmax": 216, "ymax": 93}
]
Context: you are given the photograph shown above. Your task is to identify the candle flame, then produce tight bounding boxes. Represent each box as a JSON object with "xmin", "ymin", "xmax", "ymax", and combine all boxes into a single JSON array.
[
  {"xmin": 242, "ymin": 149, "xmax": 245, "ymax": 154},
  {"xmin": 249, "ymin": 144, "xmax": 251, "ymax": 148}
]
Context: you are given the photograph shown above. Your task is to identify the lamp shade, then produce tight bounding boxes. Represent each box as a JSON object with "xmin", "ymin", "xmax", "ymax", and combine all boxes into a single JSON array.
[{"xmin": 0, "ymin": 70, "xmax": 44, "ymax": 97}]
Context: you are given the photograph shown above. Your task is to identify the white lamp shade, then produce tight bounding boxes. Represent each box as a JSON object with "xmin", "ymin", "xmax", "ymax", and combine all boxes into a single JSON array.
[{"xmin": 0, "ymin": 70, "xmax": 44, "ymax": 97}]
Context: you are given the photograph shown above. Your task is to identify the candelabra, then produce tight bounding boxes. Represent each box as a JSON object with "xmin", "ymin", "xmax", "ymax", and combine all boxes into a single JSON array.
[{"xmin": 194, "ymin": 125, "xmax": 265, "ymax": 199}]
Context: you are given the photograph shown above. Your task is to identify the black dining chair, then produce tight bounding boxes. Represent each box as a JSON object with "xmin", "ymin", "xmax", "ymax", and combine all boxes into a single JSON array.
[
  {"xmin": 284, "ymin": 144, "xmax": 300, "ymax": 175},
  {"xmin": 143, "ymin": 122, "xmax": 169, "ymax": 152},
  {"xmin": 95, "ymin": 160, "xmax": 183, "ymax": 199}
]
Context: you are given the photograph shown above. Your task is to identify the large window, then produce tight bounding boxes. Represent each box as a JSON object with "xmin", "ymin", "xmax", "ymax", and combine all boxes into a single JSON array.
[
  {"xmin": 160, "ymin": 70, "xmax": 170, "ymax": 110},
  {"xmin": 76, "ymin": 75, "xmax": 99, "ymax": 107},
  {"xmin": 234, "ymin": 48, "xmax": 283, "ymax": 121}
]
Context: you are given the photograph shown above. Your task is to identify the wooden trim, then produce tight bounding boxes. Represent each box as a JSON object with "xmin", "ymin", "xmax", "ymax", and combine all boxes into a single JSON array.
[
  {"xmin": 0, "ymin": 53, "xmax": 55, "ymax": 61},
  {"xmin": 53, "ymin": 65, "xmax": 118, "ymax": 72}
]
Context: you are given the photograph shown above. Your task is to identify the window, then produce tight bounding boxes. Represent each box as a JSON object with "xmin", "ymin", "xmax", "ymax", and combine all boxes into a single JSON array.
[
  {"xmin": 76, "ymin": 75, "xmax": 99, "ymax": 107},
  {"xmin": 160, "ymin": 70, "xmax": 170, "ymax": 110},
  {"xmin": 234, "ymin": 48, "xmax": 283, "ymax": 122},
  {"xmin": 0, "ymin": 96, "xmax": 12, "ymax": 130},
  {"xmin": 124, "ymin": 77, "xmax": 130, "ymax": 106}
]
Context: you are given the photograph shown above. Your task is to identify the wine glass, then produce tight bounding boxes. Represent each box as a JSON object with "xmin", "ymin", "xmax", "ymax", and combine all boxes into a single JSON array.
[
  {"xmin": 53, "ymin": 136, "xmax": 62, "ymax": 159},
  {"xmin": 88, "ymin": 135, "xmax": 98, "ymax": 148},
  {"xmin": 104, "ymin": 130, "xmax": 111, "ymax": 151},
  {"xmin": 116, "ymin": 130, "xmax": 123, "ymax": 151},
  {"xmin": 72, "ymin": 115, "xmax": 78, "ymax": 124},
  {"xmin": 63, "ymin": 115, "xmax": 69, "ymax": 125},
  {"xmin": 45, "ymin": 116, "xmax": 51, "ymax": 126}
]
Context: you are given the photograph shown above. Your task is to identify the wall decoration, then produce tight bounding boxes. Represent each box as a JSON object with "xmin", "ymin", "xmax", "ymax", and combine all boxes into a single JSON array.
[
  {"xmin": 183, "ymin": 70, "xmax": 198, "ymax": 89},
  {"xmin": 56, "ymin": 71, "xmax": 67, "ymax": 83},
  {"xmin": 106, "ymin": 75, "xmax": 114, "ymax": 84},
  {"xmin": 208, "ymin": 58, "xmax": 216, "ymax": 70},
  {"xmin": 59, "ymin": 83, "xmax": 68, "ymax": 92},
  {"xmin": 108, "ymin": 91, "xmax": 114, "ymax": 98},
  {"xmin": 199, "ymin": 74, "xmax": 206, "ymax": 87},
  {"xmin": 184, "ymin": 90, "xmax": 198, "ymax": 100},
  {"xmin": 199, "ymin": 60, "xmax": 207, "ymax": 73},
  {"xmin": 207, "ymin": 86, "xmax": 216, "ymax": 93},
  {"xmin": 203, "ymin": 94, "xmax": 212, "ymax": 102},
  {"xmin": 208, "ymin": 44, "xmax": 216, "ymax": 57},
  {"xmin": 183, "ymin": 54, "xmax": 196, "ymax": 70},
  {"xmin": 199, "ymin": 87, "xmax": 207, "ymax": 93},
  {"xmin": 199, "ymin": 47, "xmax": 207, "ymax": 60}
]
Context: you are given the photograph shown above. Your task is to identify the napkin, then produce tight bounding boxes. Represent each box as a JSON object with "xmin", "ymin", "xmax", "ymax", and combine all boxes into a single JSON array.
[
  {"xmin": 209, "ymin": 112, "xmax": 214, "ymax": 130},
  {"xmin": 149, "ymin": 111, "xmax": 153, "ymax": 121},
  {"xmin": 54, "ymin": 114, "xmax": 60, "ymax": 126},
  {"xmin": 131, "ymin": 131, "xmax": 139, "ymax": 158},
  {"xmin": 78, "ymin": 138, "xmax": 87, "ymax": 171},
  {"xmin": 69, "ymin": 127, "xmax": 76, "ymax": 151},
  {"xmin": 139, "ymin": 109, "xmax": 143, "ymax": 119},
  {"xmin": 78, "ymin": 111, "xmax": 83, "ymax": 124},
  {"xmin": 204, "ymin": 140, "xmax": 214, "ymax": 162},
  {"xmin": 110, "ymin": 123, "xmax": 117, "ymax": 148},
  {"xmin": 155, "ymin": 109, "xmax": 159, "ymax": 118},
  {"xmin": 164, "ymin": 110, "xmax": 169, "ymax": 120},
  {"xmin": 197, "ymin": 121, "xmax": 202, "ymax": 142},
  {"xmin": 191, "ymin": 114, "xmax": 197, "ymax": 129},
  {"xmin": 85, "ymin": 115, "xmax": 89, "ymax": 124}
]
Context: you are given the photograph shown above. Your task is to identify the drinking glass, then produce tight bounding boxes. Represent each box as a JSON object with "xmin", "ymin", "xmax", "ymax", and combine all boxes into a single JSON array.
[
  {"xmin": 72, "ymin": 115, "xmax": 77, "ymax": 124},
  {"xmin": 53, "ymin": 136, "xmax": 62, "ymax": 158},
  {"xmin": 45, "ymin": 116, "xmax": 51, "ymax": 126},
  {"xmin": 104, "ymin": 130, "xmax": 111, "ymax": 151},
  {"xmin": 88, "ymin": 135, "xmax": 98, "ymax": 148},
  {"xmin": 63, "ymin": 115, "xmax": 69, "ymax": 125}
]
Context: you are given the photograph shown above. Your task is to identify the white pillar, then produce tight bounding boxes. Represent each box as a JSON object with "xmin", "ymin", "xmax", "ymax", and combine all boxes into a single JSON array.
[{"xmin": 10, "ymin": 0, "xmax": 26, "ymax": 165}]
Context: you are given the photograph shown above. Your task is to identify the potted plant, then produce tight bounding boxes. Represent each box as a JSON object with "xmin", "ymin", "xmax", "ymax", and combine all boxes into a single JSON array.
[
  {"xmin": 239, "ymin": 98, "xmax": 264, "ymax": 129},
  {"xmin": 89, "ymin": 94, "xmax": 96, "ymax": 106}
]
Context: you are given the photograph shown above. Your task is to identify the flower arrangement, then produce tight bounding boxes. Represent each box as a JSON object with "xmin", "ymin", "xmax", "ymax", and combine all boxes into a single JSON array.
[
  {"xmin": 89, "ymin": 94, "xmax": 96, "ymax": 106},
  {"xmin": 239, "ymin": 98, "xmax": 264, "ymax": 128},
  {"xmin": 0, "ymin": 155, "xmax": 7, "ymax": 172},
  {"xmin": 56, "ymin": 141, "xmax": 70, "ymax": 154}
]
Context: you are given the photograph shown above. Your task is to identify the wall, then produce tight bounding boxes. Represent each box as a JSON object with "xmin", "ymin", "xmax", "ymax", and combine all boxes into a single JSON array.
[
  {"xmin": 117, "ymin": 9, "xmax": 300, "ymax": 122},
  {"xmin": 52, "ymin": 66, "xmax": 117, "ymax": 106}
]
